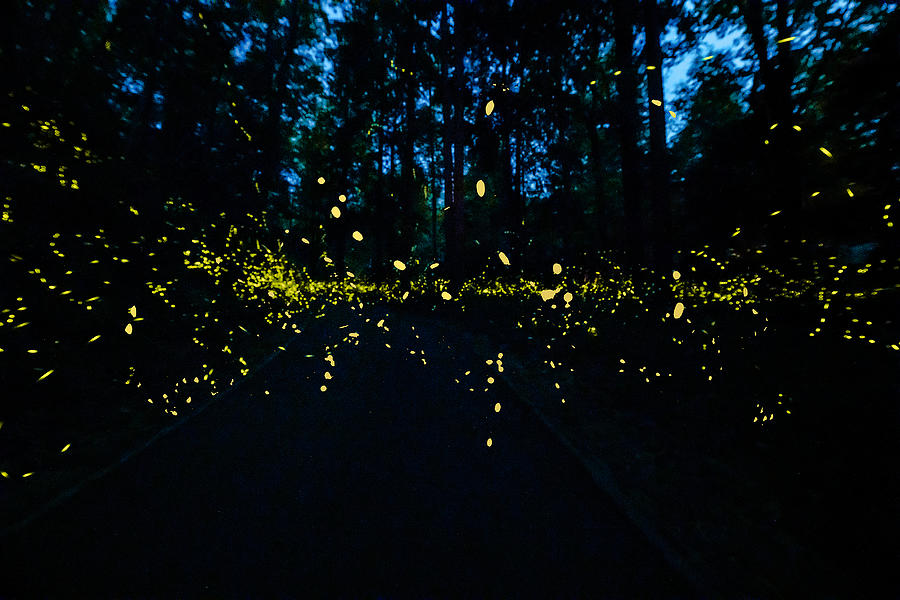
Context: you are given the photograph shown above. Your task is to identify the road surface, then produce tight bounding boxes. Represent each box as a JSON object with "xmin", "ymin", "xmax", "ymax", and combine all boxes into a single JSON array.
[{"xmin": 1, "ymin": 308, "xmax": 692, "ymax": 598}]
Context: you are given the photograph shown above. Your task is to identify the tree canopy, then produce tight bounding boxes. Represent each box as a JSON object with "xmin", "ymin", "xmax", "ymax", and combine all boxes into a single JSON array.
[{"xmin": 2, "ymin": 0, "xmax": 897, "ymax": 275}]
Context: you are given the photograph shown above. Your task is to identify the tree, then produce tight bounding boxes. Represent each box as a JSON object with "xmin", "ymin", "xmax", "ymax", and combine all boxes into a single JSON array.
[
  {"xmin": 644, "ymin": 0, "xmax": 673, "ymax": 270},
  {"xmin": 613, "ymin": 0, "xmax": 645, "ymax": 265}
]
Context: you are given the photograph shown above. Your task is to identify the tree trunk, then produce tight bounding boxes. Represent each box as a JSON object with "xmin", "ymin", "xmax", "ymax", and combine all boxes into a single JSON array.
[
  {"xmin": 0, "ymin": 2, "xmax": 21, "ymax": 89},
  {"xmin": 333, "ymin": 77, "xmax": 351, "ymax": 279},
  {"xmin": 612, "ymin": 0, "xmax": 644, "ymax": 265},
  {"xmin": 448, "ymin": 1, "xmax": 467, "ymax": 280},
  {"xmin": 644, "ymin": 0, "xmax": 672, "ymax": 271},
  {"xmin": 400, "ymin": 7, "xmax": 418, "ymax": 256},
  {"xmin": 586, "ymin": 116, "xmax": 608, "ymax": 250},
  {"xmin": 440, "ymin": 3, "xmax": 454, "ymax": 268},
  {"xmin": 499, "ymin": 62, "xmax": 515, "ymax": 262},
  {"xmin": 515, "ymin": 130, "xmax": 526, "ymax": 273},
  {"xmin": 430, "ymin": 88, "xmax": 438, "ymax": 261},
  {"xmin": 742, "ymin": 0, "xmax": 775, "ymax": 125},
  {"xmin": 452, "ymin": 23, "xmax": 466, "ymax": 280},
  {"xmin": 742, "ymin": 0, "xmax": 799, "ymax": 239},
  {"xmin": 160, "ymin": 1, "xmax": 192, "ymax": 192},
  {"xmin": 774, "ymin": 0, "xmax": 801, "ymax": 236},
  {"xmin": 262, "ymin": 5, "xmax": 301, "ymax": 206},
  {"xmin": 374, "ymin": 119, "xmax": 387, "ymax": 280},
  {"xmin": 511, "ymin": 118, "xmax": 524, "ymax": 267}
]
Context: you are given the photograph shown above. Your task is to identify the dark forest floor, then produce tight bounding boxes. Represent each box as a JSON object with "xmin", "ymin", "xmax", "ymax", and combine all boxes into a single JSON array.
[{"xmin": 1, "ymin": 297, "xmax": 896, "ymax": 598}]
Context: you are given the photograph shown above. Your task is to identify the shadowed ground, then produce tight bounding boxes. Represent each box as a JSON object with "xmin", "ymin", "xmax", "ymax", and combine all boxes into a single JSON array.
[{"xmin": 0, "ymin": 308, "xmax": 692, "ymax": 598}]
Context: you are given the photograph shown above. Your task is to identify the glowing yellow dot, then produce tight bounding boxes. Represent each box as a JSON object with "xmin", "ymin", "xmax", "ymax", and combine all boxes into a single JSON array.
[
  {"xmin": 320, "ymin": 385, "xmax": 327, "ymax": 392},
  {"xmin": 352, "ymin": 231, "xmax": 363, "ymax": 241},
  {"xmin": 498, "ymin": 251, "xmax": 510, "ymax": 266},
  {"xmin": 129, "ymin": 305, "xmax": 137, "ymax": 317},
  {"xmin": 563, "ymin": 292, "xmax": 573, "ymax": 303},
  {"xmin": 672, "ymin": 270, "xmax": 681, "ymax": 280},
  {"xmin": 393, "ymin": 260, "xmax": 406, "ymax": 271},
  {"xmin": 819, "ymin": 147, "xmax": 832, "ymax": 158},
  {"xmin": 441, "ymin": 291, "xmax": 452, "ymax": 300},
  {"xmin": 486, "ymin": 438, "xmax": 492, "ymax": 447},
  {"xmin": 61, "ymin": 444, "xmax": 70, "ymax": 453},
  {"xmin": 494, "ymin": 403, "xmax": 501, "ymax": 412},
  {"xmin": 673, "ymin": 302, "xmax": 685, "ymax": 319},
  {"xmin": 125, "ymin": 323, "xmax": 133, "ymax": 334},
  {"xmin": 552, "ymin": 263, "xmax": 562, "ymax": 275},
  {"xmin": 487, "ymin": 377, "xmax": 495, "ymax": 384},
  {"xmin": 476, "ymin": 179, "xmax": 486, "ymax": 197},
  {"xmin": 485, "ymin": 100, "xmax": 495, "ymax": 116},
  {"xmin": 338, "ymin": 194, "xmax": 347, "ymax": 202},
  {"xmin": 331, "ymin": 206, "xmax": 341, "ymax": 218}
]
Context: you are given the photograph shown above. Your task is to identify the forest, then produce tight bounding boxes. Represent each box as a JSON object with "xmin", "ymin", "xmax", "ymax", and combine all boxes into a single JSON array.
[{"xmin": 1, "ymin": 0, "xmax": 898, "ymax": 597}]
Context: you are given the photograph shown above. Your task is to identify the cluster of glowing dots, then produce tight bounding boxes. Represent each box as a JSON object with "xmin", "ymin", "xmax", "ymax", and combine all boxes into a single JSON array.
[
  {"xmin": 3, "ymin": 98, "xmax": 896, "ymax": 479},
  {"xmin": 9, "ymin": 213, "xmax": 895, "ymax": 476},
  {"xmin": 1, "ymin": 195, "xmax": 336, "ymax": 478}
]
